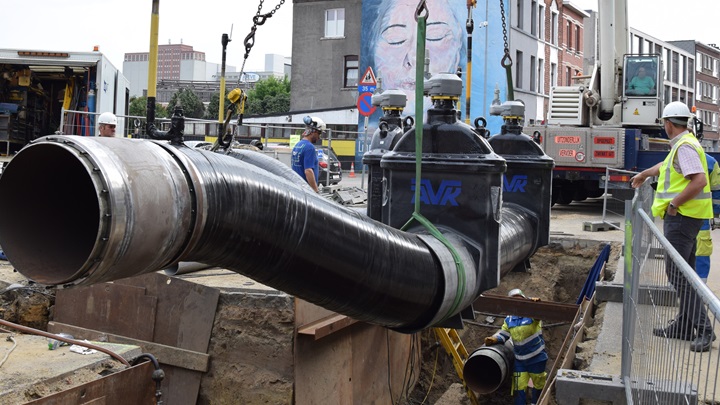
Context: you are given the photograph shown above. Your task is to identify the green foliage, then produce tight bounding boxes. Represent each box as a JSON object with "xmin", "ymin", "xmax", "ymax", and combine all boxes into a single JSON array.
[
  {"xmin": 167, "ymin": 88, "xmax": 205, "ymax": 118},
  {"xmin": 129, "ymin": 96, "xmax": 168, "ymax": 118},
  {"xmin": 245, "ymin": 76, "xmax": 291, "ymax": 115},
  {"xmin": 205, "ymin": 92, "xmax": 233, "ymax": 120}
]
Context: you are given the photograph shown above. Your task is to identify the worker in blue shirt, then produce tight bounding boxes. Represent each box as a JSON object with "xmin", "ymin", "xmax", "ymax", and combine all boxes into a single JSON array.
[
  {"xmin": 485, "ymin": 289, "xmax": 548, "ymax": 405},
  {"xmin": 292, "ymin": 116, "xmax": 325, "ymax": 193},
  {"xmin": 696, "ymin": 154, "xmax": 720, "ymax": 282}
]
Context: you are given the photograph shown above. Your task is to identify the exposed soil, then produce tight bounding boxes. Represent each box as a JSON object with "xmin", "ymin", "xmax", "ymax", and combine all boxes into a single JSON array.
[{"xmin": 405, "ymin": 241, "xmax": 621, "ymax": 405}]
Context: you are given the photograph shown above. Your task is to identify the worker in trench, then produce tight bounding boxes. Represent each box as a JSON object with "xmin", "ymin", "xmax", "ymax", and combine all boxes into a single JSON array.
[{"xmin": 484, "ymin": 289, "xmax": 548, "ymax": 405}]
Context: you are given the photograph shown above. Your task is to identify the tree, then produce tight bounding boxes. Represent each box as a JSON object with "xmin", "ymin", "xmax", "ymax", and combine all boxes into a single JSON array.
[
  {"xmin": 167, "ymin": 88, "xmax": 205, "ymax": 118},
  {"xmin": 245, "ymin": 76, "xmax": 291, "ymax": 116},
  {"xmin": 205, "ymin": 92, "xmax": 233, "ymax": 120},
  {"xmin": 129, "ymin": 96, "xmax": 168, "ymax": 118}
]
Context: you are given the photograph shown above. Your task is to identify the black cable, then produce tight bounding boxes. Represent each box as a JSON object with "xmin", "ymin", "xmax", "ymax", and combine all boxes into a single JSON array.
[{"xmin": 131, "ymin": 353, "xmax": 165, "ymax": 405}]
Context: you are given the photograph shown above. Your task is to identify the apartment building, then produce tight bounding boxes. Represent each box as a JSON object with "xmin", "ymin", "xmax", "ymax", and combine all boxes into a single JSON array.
[
  {"xmin": 670, "ymin": 40, "xmax": 720, "ymax": 150},
  {"xmin": 512, "ymin": 0, "xmax": 586, "ymax": 124}
]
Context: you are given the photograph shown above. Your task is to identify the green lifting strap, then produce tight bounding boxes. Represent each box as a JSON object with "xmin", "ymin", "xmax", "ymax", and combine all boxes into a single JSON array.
[{"xmin": 400, "ymin": 3, "xmax": 466, "ymax": 323}]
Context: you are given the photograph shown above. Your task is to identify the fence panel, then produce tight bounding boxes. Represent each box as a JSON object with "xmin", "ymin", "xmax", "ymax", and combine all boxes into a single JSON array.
[
  {"xmin": 602, "ymin": 167, "xmax": 638, "ymax": 231},
  {"xmin": 624, "ymin": 181, "xmax": 720, "ymax": 404}
]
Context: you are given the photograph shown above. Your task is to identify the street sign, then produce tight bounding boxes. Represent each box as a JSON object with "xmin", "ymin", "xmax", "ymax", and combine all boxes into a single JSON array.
[
  {"xmin": 358, "ymin": 84, "xmax": 376, "ymax": 94},
  {"xmin": 359, "ymin": 66, "xmax": 377, "ymax": 87},
  {"xmin": 357, "ymin": 92, "xmax": 377, "ymax": 117}
]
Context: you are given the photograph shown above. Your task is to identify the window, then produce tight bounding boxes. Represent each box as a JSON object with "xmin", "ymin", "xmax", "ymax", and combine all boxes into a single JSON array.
[
  {"xmin": 575, "ymin": 24, "xmax": 580, "ymax": 53},
  {"xmin": 325, "ymin": 8, "xmax": 345, "ymax": 38},
  {"xmin": 343, "ymin": 55, "xmax": 358, "ymax": 88},
  {"xmin": 566, "ymin": 66, "xmax": 572, "ymax": 86},
  {"xmin": 531, "ymin": 1, "xmax": 538, "ymax": 36},
  {"xmin": 517, "ymin": 0, "xmax": 524, "ymax": 29},
  {"xmin": 538, "ymin": 4, "xmax": 545, "ymax": 40},
  {"xmin": 551, "ymin": 62, "xmax": 557, "ymax": 87},
  {"xmin": 671, "ymin": 51, "xmax": 679, "ymax": 83},
  {"xmin": 566, "ymin": 21, "xmax": 572, "ymax": 50},
  {"xmin": 551, "ymin": 12, "xmax": 558, "ymax": 45},
  {"xmin": 530, "ymin": 56, "xmax": 536, "ymax": 92},
  {"xmin": 516, "ymin": 51, "xmax": 523, "ymax": 89},
  {"xmin": 538, "ymin": 58, "xmax": 545, "ymax": 94}
]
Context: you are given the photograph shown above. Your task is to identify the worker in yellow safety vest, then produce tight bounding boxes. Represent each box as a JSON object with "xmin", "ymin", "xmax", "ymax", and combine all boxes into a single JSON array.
[{"xmin": 631, "ymin": 101, "xmax": 714, "ymax": 352}]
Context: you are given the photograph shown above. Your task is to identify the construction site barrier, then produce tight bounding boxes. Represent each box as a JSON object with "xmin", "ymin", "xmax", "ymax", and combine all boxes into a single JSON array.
[
  {"xmin": 601, "ymin": 166, "xmax": 638, "ymax": 231},
  {"xmin": 620, "ymin": 180, "xmax": 720, "ymax": 403}
]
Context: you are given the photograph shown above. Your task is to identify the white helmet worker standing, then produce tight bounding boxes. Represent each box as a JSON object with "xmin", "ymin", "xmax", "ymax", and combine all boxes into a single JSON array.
[
  {"xmin": 98, "ymin": 112, "xmax": 117, "ymax": 137},
  {"xmin": 661, "ymin": 101, "xmax": 692, "ymax": 126}
]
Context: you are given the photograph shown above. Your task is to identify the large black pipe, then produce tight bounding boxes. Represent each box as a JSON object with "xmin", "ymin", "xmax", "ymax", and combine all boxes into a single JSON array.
[
  {"xmin": 463, "ymin": 341, "xmax": 515, "ymax": 394},
  {"xmin": 0, "ymin": 136, "xmax": 535, "ymax": 332}
]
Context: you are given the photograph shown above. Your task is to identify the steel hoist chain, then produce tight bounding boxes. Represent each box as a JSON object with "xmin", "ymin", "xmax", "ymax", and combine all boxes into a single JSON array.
[
  {"xmin": 499, "ymin": 0, "xmax": 514, "ymax": 100},
  {"xmin": 238, "ymin": 0, "xmax": 285, "ymax": 85}
]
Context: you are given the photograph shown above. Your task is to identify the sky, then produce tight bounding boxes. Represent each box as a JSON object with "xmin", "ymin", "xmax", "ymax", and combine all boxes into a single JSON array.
[
  {"xmin": 571, "ymin": 0, "xmax": 717, "ymax": 46},
  {"xmin": 1, "ymin": 0, "xmax": 717, "ymax": 75},
  {"xmin": 0, "ymin": 0, "xmax": 294, "ymax": 73}
]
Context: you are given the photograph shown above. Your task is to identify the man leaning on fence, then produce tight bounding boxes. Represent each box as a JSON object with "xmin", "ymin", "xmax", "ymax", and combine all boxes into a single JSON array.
[{"xmin": 630, "ymin": 101, "xmax": 715, "ymax": 353}]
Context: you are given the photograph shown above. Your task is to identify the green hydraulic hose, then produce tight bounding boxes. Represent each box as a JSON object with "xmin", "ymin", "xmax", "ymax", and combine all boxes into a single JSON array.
[{"xmin": 401, "ymin": 3, "xmax": 466, "ymax": 323}]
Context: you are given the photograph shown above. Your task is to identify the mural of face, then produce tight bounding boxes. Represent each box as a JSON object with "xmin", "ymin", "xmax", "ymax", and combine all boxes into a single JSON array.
[{"xmin": 371, "ymin": 0, "xmax": 465, "ymax": 116}]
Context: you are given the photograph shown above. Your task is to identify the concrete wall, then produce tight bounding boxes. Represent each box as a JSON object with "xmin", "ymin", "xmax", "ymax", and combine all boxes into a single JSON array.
[{"xmin": 290, "ymin": 0, "xmax": 361, "ymax": 111}]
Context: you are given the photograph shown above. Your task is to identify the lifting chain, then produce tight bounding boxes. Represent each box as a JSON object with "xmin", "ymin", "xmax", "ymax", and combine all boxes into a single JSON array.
[
  {"xmin": 238, "ymin": 0, "xmax": 285, "ymax": 85},
  {"xmin": 414, "ymin": 0, "xmax": 428, "ymax": 21},
  {"xmin": 499, "ymin": 0, "xmax": 511, "ymax": 68},
  {"xmin": 499, "ymin": 0, "xmax": 514, "ymax": 100}
]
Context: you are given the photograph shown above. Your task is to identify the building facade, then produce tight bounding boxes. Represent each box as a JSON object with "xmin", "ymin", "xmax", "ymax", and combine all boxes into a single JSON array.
[
  {"xmin": 511, "ymin": 0, "xmax": 585, "ymax": 124},
  {"xmin": 123, "ymin": 43, "xmax": 225, "ymax": 98},
  {"xmin": 289, "ymin": 0, "xmax": 361, "ymax": 113},
  {"xmin": 670, "ymin": 40, "xmax": 720, "ymax": 150}
]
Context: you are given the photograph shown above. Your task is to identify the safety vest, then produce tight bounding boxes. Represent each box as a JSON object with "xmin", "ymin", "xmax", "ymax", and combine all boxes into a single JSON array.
[
  {"xmin": 707, "ymin": 155, "xmax": 720, "ymax": 214},
  {"xmin": 651, "ymin": 133, "xmax": 713, "ymax": 219},
  {"xmin": 494, "ymin": 316, "xmax": 548, "ymax": 364}
]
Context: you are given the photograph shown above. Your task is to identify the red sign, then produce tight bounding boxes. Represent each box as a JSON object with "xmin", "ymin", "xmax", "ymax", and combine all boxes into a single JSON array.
[
  {"xmin": 594, "ymin": 150, "xmax": 616, "ymax": 158},
  {"xmin": 558, "ymin": 149, "xmax": 576, "ymax": 157},
  {"xmin": 357, "ymin": 92, "xmax": 377, "ymax": 117},
  {"xmin": 359, "ymin": 67, "xmax": 377, "ymax": 86},
  {"xmin": 555, "ymin": 136, "xmax": 581, "ymax": 144},
  {"xmin": 594, "ymin": 137, "xmax": 616, "ymax": 145}
]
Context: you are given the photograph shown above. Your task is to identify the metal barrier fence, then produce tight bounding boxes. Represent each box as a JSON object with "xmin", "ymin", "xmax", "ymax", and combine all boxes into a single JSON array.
[
  {"xmin": 59, "ymin": 109, "xmax": 221, "ymax": 139},
  {"xmin": 622, "ymin": 181, "xmax": 720, "ymax": 403},
  {"xmin": 602, "ymin": 167, "xmax": 638, "ymax": 231}
]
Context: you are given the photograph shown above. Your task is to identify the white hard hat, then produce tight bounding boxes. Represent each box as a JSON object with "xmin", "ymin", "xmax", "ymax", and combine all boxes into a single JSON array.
[
  {"xmin": 661, "ymin": 102, "xmax": 692, "ymax": 125},
  {"xmin": 98, "ymin": 112, "xmax": 118, "ymax": 125},
  {"xmin": 304, "ymin": 116, "xmax": 326, "ymax": 132},
  {"xmin": 508, "ymin": 288, "xmax": 527, "ymax": 299}
]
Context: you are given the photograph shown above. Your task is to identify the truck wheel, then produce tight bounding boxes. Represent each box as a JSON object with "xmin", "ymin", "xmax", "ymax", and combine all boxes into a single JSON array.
[{"xmin": 556, "ymin": 187, "xmax": 574, "ymax": 205}]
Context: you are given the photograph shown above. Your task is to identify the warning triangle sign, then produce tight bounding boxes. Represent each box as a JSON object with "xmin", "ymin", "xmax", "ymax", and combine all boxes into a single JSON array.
[{"xmin": 359, "ymin": 67, "xmax": 377, "ymax": 86}]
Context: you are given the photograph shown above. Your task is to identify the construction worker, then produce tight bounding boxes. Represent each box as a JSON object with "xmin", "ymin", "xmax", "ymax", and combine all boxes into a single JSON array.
[
  {"xmin": 97, "ymin": 112, "xmax": 117, "ymax": 137},
  {"xmin": 484, "ymin": 289, "xmax": 547, "ymax": 405},
  {"xmin": 696, "ymin": 153, "xmax": 720, "ymax": 282},
  {"xmin": 291, "ymin": 116, "xmax": 325, "ymax": 193}
]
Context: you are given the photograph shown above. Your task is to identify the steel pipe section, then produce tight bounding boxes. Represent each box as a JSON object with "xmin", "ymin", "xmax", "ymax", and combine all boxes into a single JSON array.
[
  {"xmin": 463, "ymin": 341, "xmax": 515, "ymax": 394},
  {"xmin": 498, "ymin": 206, "xmax": 536, "ymax": 276},
  {"xmin": 0, "ymin": 136, "xmax": 540, "ymax": 332}
]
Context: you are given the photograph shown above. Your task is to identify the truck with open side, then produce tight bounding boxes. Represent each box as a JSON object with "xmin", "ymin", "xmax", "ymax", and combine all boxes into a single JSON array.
[{"xmin": 0, "ymin": 48, "xmax": 129, "ymax": 164}]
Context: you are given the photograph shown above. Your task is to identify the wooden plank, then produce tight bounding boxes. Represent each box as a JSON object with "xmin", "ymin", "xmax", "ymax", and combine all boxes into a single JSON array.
[
  {"xmin": 54, "ymin": 283, "xmax": 157, "ymax": 341},
  {"xmin": 474, "ymin": 294, "xmax": 579, "ymax": 323},
  {"xmin": 537, "ymin": 296, "xmax": 596, "ymax": 405},
  {"xmin": 49, "ymin": 321, "xmax": 210, "ymax": 372},
  {"xmin": 115, "ymin": 272, "xmax": 219, "ymax": 353},
  {"xmin": 297, "ymin": 314, "xmax": 358, "ymax": 340},
  {"xmin": 26, "ymin": 362, "xmax": 155, "ymax": 405}
]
